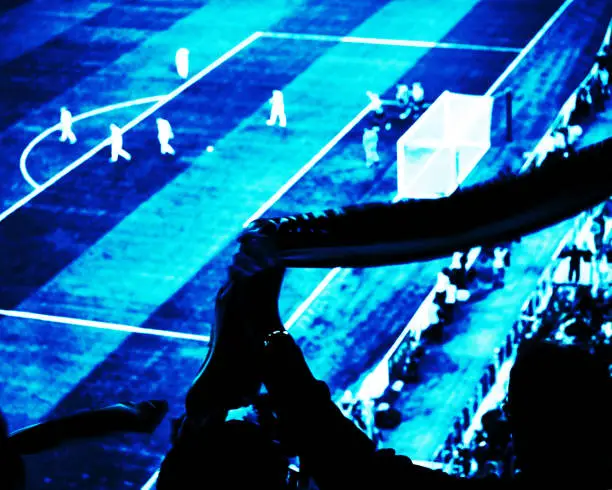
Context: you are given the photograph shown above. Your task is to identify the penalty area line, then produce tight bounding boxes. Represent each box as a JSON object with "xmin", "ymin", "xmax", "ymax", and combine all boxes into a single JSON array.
[
  {"xmin": 486, "ymin": 0, "xmax": 575, "ymax": 95},
  {"xmin": 0, "ymin": 309, "xmax": 210, "ymax": 343},
  {"xmin": 259, "ymin": 31, "xmax": 522, "ymax": 54}
]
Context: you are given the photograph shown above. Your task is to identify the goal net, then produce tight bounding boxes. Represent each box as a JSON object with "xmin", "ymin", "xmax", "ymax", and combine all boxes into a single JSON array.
[{"xmin": 396, "ymin": 91, "xmax": 494, "ymax": 199}]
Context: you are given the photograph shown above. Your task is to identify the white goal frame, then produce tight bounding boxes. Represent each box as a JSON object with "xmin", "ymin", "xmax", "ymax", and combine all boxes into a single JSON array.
[{"xmin": 396, "ymin": 90, "xmax": 494, "ymax": 199}]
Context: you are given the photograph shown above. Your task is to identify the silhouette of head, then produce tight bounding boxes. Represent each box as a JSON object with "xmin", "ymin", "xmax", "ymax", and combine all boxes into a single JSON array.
[
  {"xmin": 158, "ymin": 420, "xmax": 289, "ymax": 489},
  {"xmin": 506, "ymin": 340, "xmax": 612, "ymax": 485},
  {"xmin": 0, "ymin": 411, "xmax": 25, "ymax": 490}
]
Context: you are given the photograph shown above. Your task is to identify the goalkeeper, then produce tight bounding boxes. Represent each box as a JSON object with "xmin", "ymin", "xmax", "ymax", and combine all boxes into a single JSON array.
[
  {"xmin": 363, "ymin": 127, "xmax": 380, "ymax": 167},
  {"xmin": 165, "ymin": 242, "xmax": 612, "ymax": 489}
]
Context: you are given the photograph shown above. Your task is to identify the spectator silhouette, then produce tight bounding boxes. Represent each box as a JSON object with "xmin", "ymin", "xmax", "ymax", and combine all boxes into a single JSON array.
[
  {"xmin": 177, "ymin": 262, "xmax": 612, "ymax": 489},
  {"xmin": 218, "ymin": 268, "xmax": 612, "ymax": 489},
  {"xmin": 590, "ymin": 71, "xmax": 606, "ymax": 112},
  {"xmin": 0, "ymin": 411, "xmax": 26, "ymax": 490},
  {"xmin": 570, "ymin": 86, "xmax": 593, "ymax": 125},
  {"xmin": 505, "ymin": 340, "xmax": 612, "ymax": 487},
  {"xmin": 560, "ymin": 244, "xmax": 592, "ymax": 282},
  {"xmin": 596, "ymin": 45, "xmax": 611, "ymax": 73},
  {"xmin": 261, "ymin": 331, "xmax": 612, "ymax": 489},
  {"xmin": 158, "ymin": 418, "xmax": 290, "ymax": 489}
]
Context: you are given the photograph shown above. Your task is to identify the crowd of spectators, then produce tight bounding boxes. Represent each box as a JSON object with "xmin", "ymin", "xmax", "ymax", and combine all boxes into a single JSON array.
[
  {"xmin": 442, "ymin": 200, "xmax": 612, "ymax": 481},
  {"xmin": 386, "ymin": 244, "xmax": 511, "ymax": 389},
  {"xmin": 547, "ymin": 43, "xmax": 610, "ymax": 157}
]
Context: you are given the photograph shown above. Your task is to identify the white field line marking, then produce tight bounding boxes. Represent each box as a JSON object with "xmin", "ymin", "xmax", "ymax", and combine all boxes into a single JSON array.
[
  {"xmin": 412, "ymin": 460, "xmax": 444, "ymax": 471},
  {"xmin": 0, "ymin": 308, "xmax": 210, "ymax": 342},
  {"xmin": 20, "ymin": 96, "xmax": 166, "ymax": 189},
  {"xmin": 141, "ymin": 471, "xmax": 159, "ymax": 490},
  {"xmin": 284, "ymin": 267, "xmax": 342, "ymax": 329},
  {"xmin": 260, "ymin": 31, "xmax": 522, "ymax": 54},
  {"xmin": 485, "ymin": 0, "xmax": 575, "ymax": 96},
  {"xmin": 0, "ymin": 31, "xmax": 263, "ymax": 224},
  {"xmin": 243, "ymin": 101, "xmax": 375, "ymax": 226},
  {"xmin": 461, "ymin": 359, "xmax": 513, "ymax": 444}
]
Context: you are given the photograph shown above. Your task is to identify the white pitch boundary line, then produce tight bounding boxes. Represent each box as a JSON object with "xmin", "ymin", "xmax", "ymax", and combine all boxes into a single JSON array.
[
  {"xmin": 0, "ymin": 31, "xmax": 263, "ymax": 225},
  {"xmin": 259, "ymin": 31, "xmax": 522, "ymax": 54},
  {"xmin": 486, "ymin": 0, "xmax": 575, "ymax": 95},
  {"xmin": 413, "ymin": 460, "xmax": 444, "ymax": 471},
  {"xmin": 141, "ymin": 471, "xmax": 159, "ymax": 490},
  {"xmin": 284, "ymin": 267, "xmax": 342, "ymax": 328},
  {"xmin": 0, "ymin": 308, "xmax": 210, "ymax": 342},
  {"xmin": 20, "ymin": 96, "xmax": 166, "ymax": 189},
  {"xmin": 461, "ymin": 359, "xmax": 512, "ymax": 445}
]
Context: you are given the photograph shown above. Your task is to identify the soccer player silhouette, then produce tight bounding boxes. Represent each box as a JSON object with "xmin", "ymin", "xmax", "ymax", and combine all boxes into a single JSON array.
[
  {"xmin": 109, "ymin": 124, "xmax": 132, "ymax": 163},
  {"xmin": 363, "ymin": 127, "xmax": 380, "ymax": 167},
  {"xmin": 156, "ymin": 118, "xmax": 176, "ymax": 155},
  {"xmin": 175, "ymin": 48, "xmax": 190, "ymax": 79},
  {"xmin": 266, "ymin": 90, "xmax": 287, "ymax": 128},
  {"xmin": 59, "ymin": 107, "xmax": 77, "ymax": 144}
]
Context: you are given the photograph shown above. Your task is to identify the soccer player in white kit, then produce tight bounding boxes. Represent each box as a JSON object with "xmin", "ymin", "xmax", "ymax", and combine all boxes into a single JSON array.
[
  {"xmin": 175, "ymin": 48, "xmax": 190, "ymax": 79},
  {"xmin": 362, "ymin": 127, "xmax": 380, "ymax": 167},
  {"xmin": 395, "ymin": 84, "xmax": 410, "ymax": 106},
  {"xmin": 400, "ymin": 82, "xmax": 425, "ymax": 120},
  {"xmin": 156, "ymin": 118, "xmax": 175, "ymax": 155},
  {"xmin": 492, "ymin": 247, "xmax": 508, "ymax": 288},
  {"xmin": 266, "ymin": 90, "xmax": 287, "ymax": 128},
  {"xmin": 109, "ymin": 124, "xmax": 132, "ymax": 162},
  {"xmin": 59, "ymin": 107, "xmax": 77, "ymax": 144},
  {"xmin": 366, "ymin": 91, "xmax": 391, "ymax": 130}
]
